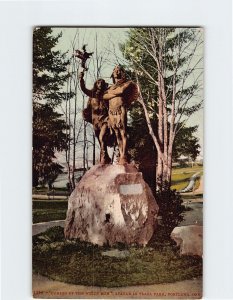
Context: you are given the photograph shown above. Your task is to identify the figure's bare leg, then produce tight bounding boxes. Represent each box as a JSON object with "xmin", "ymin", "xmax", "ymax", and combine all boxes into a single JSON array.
[
  {"xmin": 118, "ymin": 108, "xmax": 128, "ymax": 164},
  {"xmin": 118, "ymin": 128, "xmax": 128, "ymax": 164},
  {"xmin": 99, "ymin": 124, "xmax": 111, "ymax": 164},
  {"xmin": 114, "ymin": 128, "xmax": 123, "ymax": 161}
]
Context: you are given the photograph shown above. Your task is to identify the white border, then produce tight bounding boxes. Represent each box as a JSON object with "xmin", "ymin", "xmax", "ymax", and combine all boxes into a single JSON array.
[{"xmin": 0, "ymin": 1, "xmax": 232, "ymax": 299}]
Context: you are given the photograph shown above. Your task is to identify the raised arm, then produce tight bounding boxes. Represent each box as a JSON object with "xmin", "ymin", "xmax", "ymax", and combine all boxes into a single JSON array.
[{"xmin": 79, "ymin": 72, "xmax": 93, "ymax": 98}]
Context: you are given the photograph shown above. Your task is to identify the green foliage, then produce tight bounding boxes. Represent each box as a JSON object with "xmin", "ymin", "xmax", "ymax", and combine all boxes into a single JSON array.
[
  {"xmin": 156, "ymin": 183, "xmax": 185, "ymax": 238},
  {"xmin": 128, "ymin": 106, "xmax": 200, "ymax": 191},
  {"xmin": 33, "ymin": 27, "xmax": 69, "ymax": 187},
  {"xmin": 122, "ymin": 28, "xmax": 202, "ymax": 108},
  {"xmin": 128, "ymin": 101, "xmax": 157, "ymax": 191},
  {"xmin": 122, "ymin": 28, "xmax": 203, "ymax": 187},
  {"xmin": 33, "ymin": 102, "xmax": 68, "ymax": 186},
  {"xmin": 33, "ymin": 227, "xmax": 202, "ymax": 287},
  {"xmin": 33, "ymin": 27, "xmax": 69, "ymax": 106},
  {"xmin": 173, "ymin": 125, "xmax": 200, "ymax": 161}
]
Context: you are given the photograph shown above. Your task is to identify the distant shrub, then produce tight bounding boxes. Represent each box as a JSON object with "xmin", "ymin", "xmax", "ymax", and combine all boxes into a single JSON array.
[{"xmin": 156, "ymin": 182, "xmax": 185, "ymax": 239}]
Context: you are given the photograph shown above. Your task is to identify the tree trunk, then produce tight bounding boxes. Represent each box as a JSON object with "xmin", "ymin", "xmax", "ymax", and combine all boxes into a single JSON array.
[
  {"xmin": 67, "ymin": 76, "xmax": 72, "ymax": 192},
  {"xmin": 167, "ymin": 135, "xmax": 175, "ymax": 184},
  {"xmin": 156, "ymin": 152, "xmax": 163, "ymax": 187},
  {"xmin": 71, "ymin": 63, "xmax": 78, "ymax": 190}
]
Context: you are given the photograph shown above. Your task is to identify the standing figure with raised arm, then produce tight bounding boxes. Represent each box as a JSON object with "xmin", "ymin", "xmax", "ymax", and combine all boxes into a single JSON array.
[
  {"xmin": 103, "ymin": 65, "xmax": 139, "ymax": 164},
  {"xmin": 79, "ymin": 71, "xmax": 112, "ymax": 164}
]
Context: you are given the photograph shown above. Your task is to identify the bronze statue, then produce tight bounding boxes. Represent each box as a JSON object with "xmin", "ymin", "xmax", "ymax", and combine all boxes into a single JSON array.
[
  {"xmin": 79, "ymin": 72, "xmax": 112, "ymax": 164},
  {"xmin": 74, "ymin": 45, "xmax": 93, "ymax": 71},
  {"xmin": 103, "ymin": 65, "xmax": 138, "ymax": 164}
]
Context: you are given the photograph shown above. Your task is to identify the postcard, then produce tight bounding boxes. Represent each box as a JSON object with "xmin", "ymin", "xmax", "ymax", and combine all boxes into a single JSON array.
[{"xmin": 32, "ymin": 26, "xmax": 203, "ymax": 299}]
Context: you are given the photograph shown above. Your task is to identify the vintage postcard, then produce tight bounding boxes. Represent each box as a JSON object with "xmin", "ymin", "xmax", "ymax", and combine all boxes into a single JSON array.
[{"xmin": 32, "ymin": 27, "xmax": 203, "ymax": 299}]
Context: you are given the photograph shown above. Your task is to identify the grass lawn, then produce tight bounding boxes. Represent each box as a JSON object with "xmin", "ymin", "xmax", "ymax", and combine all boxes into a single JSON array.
[
  {"xmin": 171, "ymin": 165, "xmax": 203, "ymax": 191},
  {"xmin": 33, "ymin": 187, "xmax": 69, "ymax": 195},
  {"xmin": 33, "ymin": 200, "xmax": 68, "ymax": 223},
  {"xmin": 181, "ymin": 194, "xmax": 203, "ymax": 201},
  {"xmin": 33, "ymin": 227, "xmax": 202, "ymax": 287}
]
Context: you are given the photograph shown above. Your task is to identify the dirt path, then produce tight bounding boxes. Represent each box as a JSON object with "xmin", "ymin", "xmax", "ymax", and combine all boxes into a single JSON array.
[
  {"xmin": 33, "ymin": 274, "xmax": 202, "ymax": 299},
  {"xmin": 180, "ymin": 176, "xmax": 203, "ymax": 198},
  {"xmin": 32, "ymin": 220, "xmax": 65, "ymax": 235}
]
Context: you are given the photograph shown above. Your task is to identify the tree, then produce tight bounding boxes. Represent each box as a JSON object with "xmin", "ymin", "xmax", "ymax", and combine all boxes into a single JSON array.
[
  {"xmin": 33, "ymin": 27, "xmax": 69, "ymax": 187},
  {"xmin": 172, "ymin": 125, "xmax": 200, "ymax": 162},
  {"xmin": 33, "ymin": 103, "xmax": 68, "ymax": 186},
  {"xmin": 33, "ymin": 27, "xmax": 68, "ymax": 106},
  {"xmin": 122, "ymin": 28, "xmax": 203, "ymax": 188},
  {"xmin": 128, "ymin": 105, "xmax": 200, "ymax": 191}
]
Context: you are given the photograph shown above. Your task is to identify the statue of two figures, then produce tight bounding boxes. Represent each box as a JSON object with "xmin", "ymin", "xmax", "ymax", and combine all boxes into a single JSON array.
[
  {"xmin": 79, "ymin": 65, "xmax": 139, "ymax": 165},
  {"xmin": 65, "ymin": 50, "xmax": 158, "ymax": 247}
]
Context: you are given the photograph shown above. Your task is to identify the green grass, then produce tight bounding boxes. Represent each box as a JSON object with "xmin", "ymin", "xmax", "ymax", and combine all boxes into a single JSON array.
[
  {"xmin": 171, "ymin": 165, "xmax": 203, "ymax": 191},
  {"xmin": 33, "ymin": 187, "xmax": 69, "ymax": 195},
  {"xmin": 181, "ymin": 194, "xmax": 203, "ymax": 201},
  {"xmin": 172, "ymin": 165, "xmax": 203, "ymax": 173},
  {"xmin": 33, "ymin": 227, "xmax": 202, "ymax": 287},
  {"xmin": 32, "ymin": 187, "xmax": 48, "ymax": 195},
  {"xmin": 33, "ymin": 200, "xmax": 68, "ymax": 223},
  {"xmin": 171, "ymin": 181, "xmax": 188, "ymax": 191},
  {"xmin": 33, "ymin": 209, "xmax": 67, "ymax": 223}
]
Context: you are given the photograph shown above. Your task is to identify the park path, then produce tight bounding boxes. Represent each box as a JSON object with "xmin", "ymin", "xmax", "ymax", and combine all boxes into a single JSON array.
[
  {"xmin": 33, "ymin": 220, "xmax": 65, "ymax": 235},
  {"xmin": 179, "ymin": 175, "xmax": 203, "ymax": 226},
  {"xmin": 33, "ymin": 274, "xmax": 202, "ymax": 299},
  {"xmin": 179, "ymin": 172, "xmax": 201, "ymax": 193},
  {"xmin": 33, "ymin": 194, "xmax": 67, "ymax": 200},
  {"xmin": 181, "ymin": 176, "xmax": 204, "ymax": 198}
]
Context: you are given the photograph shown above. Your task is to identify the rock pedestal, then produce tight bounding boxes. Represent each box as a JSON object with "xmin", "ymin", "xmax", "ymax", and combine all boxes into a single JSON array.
[
  {"xmin": 171, "ymin": 225, "xmax": 203, "ymax": 257},
  {"xmin": 64, "ymin": 164, "xmax": 159, "ymax": 246}
]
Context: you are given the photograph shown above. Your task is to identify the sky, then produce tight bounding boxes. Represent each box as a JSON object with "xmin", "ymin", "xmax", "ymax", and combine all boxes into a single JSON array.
[
  {"xmin": 53, "ymin": 27, "xmax": 128, "ymax": 81},
  {"xmin": 52, "ymin": 28, "xmax": 129, "ymax": 166},
  {"xmin": 51, "ymin": 27, "xmax": 204, "ymax": 164}
]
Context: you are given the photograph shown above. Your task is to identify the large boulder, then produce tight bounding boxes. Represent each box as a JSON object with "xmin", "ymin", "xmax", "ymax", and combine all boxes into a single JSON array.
[
  {"xmin": 171, "ymin": 225, "xmax": 203, "ymax": 257},
  {"xmin": 64, "ymin": 164, "xmax": 159, "ymax": 246}
]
